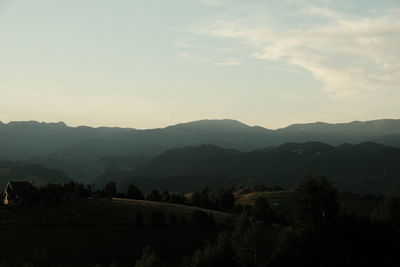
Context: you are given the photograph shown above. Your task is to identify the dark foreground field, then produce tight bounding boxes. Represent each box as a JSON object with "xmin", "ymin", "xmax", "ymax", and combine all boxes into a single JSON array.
[
  {"xmin": 0, "ymin": 224, "xmax": 221, "ymax": 266},
  {"xmin": 0, "ymin": 199, "xmax": 226, "ymax": 266}
]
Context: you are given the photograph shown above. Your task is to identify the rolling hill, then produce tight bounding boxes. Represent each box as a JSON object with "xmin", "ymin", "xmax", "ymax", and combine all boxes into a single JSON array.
[
  {"xmin": 0, "ymin": 198, "xmax": 227, "ymax": 266},
  {"xmin": 0, "ymin": 161, "xmax": 71, "ymax": 188},
  {"xmin": 99, "ymin": 142, "xmax": 400, "ymax": 194}
]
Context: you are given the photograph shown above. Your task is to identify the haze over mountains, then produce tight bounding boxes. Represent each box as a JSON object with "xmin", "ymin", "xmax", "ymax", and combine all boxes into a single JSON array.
[
  {"xmin": 1, "ymin": 118, "xmax": 400, "ymax": 193},
  {"xmin": 1, "ymin": 118, "xmax": 400, "ymax": 160}
]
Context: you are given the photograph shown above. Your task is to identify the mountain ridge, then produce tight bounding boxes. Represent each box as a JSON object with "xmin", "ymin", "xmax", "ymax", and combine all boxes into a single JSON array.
[
  {"xmin": 1, "ymin": 118, "xmax": 399, "ymax": 162},
  {"xmin": 107, "ymin": 141, "xmax": 400, "ymax": 194},
  {"xmin": 3, "ymin": 118, "xmax": 399, "ymax": 131}
]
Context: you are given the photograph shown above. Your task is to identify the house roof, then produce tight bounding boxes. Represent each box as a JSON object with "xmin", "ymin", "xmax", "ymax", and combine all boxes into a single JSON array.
[{"xmin": 4, "ymin": 181, "xmax": 35, "ymax": 198}]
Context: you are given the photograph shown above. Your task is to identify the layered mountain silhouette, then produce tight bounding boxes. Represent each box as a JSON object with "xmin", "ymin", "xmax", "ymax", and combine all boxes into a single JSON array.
[
  {"xmin": 0, "ymin": 161, "xmax": 71, "ymax": 188},
  {"xmin": 1, "ymin": 118, "xmax": 400, "ymax": 161},
  {"xmin": 1, "ymin": 118, "xmax": 400, "ymax": 189},
  {"xmin": 96, "ymin": 142, "xmax": 400, "ymax": 194}
]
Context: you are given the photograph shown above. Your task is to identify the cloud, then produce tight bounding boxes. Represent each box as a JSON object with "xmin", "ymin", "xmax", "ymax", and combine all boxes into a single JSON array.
[{"xmin": 184, "ymin": 5, "xmax": 400, "ymax": 97}]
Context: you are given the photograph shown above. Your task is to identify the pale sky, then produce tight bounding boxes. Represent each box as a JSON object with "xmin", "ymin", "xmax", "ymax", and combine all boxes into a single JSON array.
[{"xmin": 0, "ymin": 0, "xmax": 399, "ymax": 129}]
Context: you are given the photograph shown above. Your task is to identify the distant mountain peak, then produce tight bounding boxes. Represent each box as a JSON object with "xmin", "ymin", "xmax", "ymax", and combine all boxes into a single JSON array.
[
  {"xmin": 355, "ymin": 141, "xmax": 393, "ymax": 150},
  {"xmin": 273, "ymin": 142, "xmax": 335, "ymax": 154},
  {"xmin": 3, "ymin": 120, "xmax": 68, "ymax": 127},
  {"xmin": 167, "ymin": 119, "xmax": 251, "ymax": 130}
]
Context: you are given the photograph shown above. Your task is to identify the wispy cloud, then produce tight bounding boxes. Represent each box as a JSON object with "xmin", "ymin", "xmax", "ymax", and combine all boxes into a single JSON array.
[{"xmin": 183, "ymin": 4, "xmax": 400, "ymax": 97}]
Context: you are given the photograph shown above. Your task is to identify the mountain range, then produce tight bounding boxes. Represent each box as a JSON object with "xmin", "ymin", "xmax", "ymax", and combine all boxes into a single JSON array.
[
  {"xmin": 1, "ymin": 118, "xmax": 400, "ymax": 161},
  {"xmin": 0, "ymin": 160, "xmax": 70, "ymax": 188},
  {"xmin": 95, "ymin": 141, "xmax": 400, "ymax": 194},
  {"xmin": 1, "ymin": 118, "xmax": 400, "ymax": 192}
]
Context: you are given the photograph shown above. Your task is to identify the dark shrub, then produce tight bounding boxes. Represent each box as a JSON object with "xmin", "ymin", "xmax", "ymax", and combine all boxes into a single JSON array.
[{"xmin": 134, "ymin": 246, "xmax": 163, "ymax": 267}]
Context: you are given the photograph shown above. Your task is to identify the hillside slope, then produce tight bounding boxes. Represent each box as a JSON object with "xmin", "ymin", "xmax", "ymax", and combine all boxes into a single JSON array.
[
  {"xmin": 113, "ymin": 142, "xmax": 400, "ymax": 193},
  {"xmin": 0, "ymin": 161, "xmax": 71, "ymax": 188}
]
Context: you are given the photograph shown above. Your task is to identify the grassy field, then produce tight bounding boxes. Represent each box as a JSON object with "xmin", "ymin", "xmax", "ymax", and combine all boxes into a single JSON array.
[
  {"xmin": 235, "ymin": 191, "xmax": 295, "ymax": 217},
  {"xmin": 0, "ymin": 198, "xmax": 230, "ymax": 266},
  {"xmin": 236, "ymin": 191, "xmax": 294, "ymax": 205},
  {"xmin": 0, "ymin": 198, "xmax": 231, "ymax": 225},
  {"xmin": 112, "ymin": 198, "xmax": 231, "ymax": 224}
]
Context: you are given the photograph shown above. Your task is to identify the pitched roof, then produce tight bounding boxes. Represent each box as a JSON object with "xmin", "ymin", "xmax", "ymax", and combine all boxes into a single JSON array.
[{"xmin": 4, "ymin": 181, "xmax": 35, "ymax": 197}]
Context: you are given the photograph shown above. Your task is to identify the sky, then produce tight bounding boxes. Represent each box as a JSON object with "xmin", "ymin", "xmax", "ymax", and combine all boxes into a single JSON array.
[{"xmin": 0, "ymin": 0, "xmax": 399, "ymax": 129}]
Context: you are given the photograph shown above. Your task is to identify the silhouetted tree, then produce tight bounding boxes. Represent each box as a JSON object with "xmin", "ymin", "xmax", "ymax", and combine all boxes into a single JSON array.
[
  {"xmin": 219, "ymin": 190, "xmax": 235, "ymax": 211},
  {"xmin": 231, "ymin": 215, "xmax": 259, "ymax": 267},
  {"xmin": 372, "ymin": 191, "xmax": 400, "ymax": 227},
  {"xmin": 184, "ymin": 232, "xmax": 237, "ymax": 267},
  {"xmin": 294, "ymin": 174, "xmax": 339, "ymax": 228},
  {"xmin": 161, "ymin": 190, "xmax": 171, "ymax": 202},
  {"xmin": 75, "ymin": 183, "xmax": 90, "ymax": 198},
  {"xmin": 147, "ymin": 190, "xmax": 161, "ymax": 202},
  {"xmin": 191, "ymin": 192, "xmax": 202, "ymax": 207},
  {"xmin": 191, "ymin": 187, "xmax": 214, "ymax": 209},
  {"xmin": 170, "ymin": 193, "xmax": 186, "ymax": 204},
  {"xmin": 269, "ymin": 213, "xmax": 400, "ymax": 267},
  {"xmin": 254, "ymin": 197, "xmax": 274, "ymax": 225},
  {"xmin": 127, "ymin": 185, "xmax": 144, "ymax": 200},
  {"xmin": 104, "ymin": 182, "xmax": 117, "ymax": 198},
  {"xmin": 134, "ymin": 246, "xmax": 163, "ymax": 267}
]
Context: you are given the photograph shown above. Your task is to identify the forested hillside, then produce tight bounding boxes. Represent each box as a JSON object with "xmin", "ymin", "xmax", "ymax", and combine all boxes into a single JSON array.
[
  {"xmin": 0, "ymin": 161, "xmax": 71, "ymax": 188},
  {"xmin": 98, "ymin": 142, "xmax": 400, "ymax": 194}
]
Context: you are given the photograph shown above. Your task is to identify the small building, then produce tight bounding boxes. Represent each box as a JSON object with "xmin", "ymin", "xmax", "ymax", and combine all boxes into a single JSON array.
[{"xmin": 3, "ymin": 181, "xmax": 35, "ymax": 205}]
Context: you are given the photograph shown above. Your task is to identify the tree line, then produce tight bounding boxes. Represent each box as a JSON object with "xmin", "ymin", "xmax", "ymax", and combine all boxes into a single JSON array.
[
  {"xmin": 133, "ymin": 174, "xmax": 400, "ymax": 267},
  {"xmin": 3, "ymin": 175, "xmax": 399, "ymax": 267}
]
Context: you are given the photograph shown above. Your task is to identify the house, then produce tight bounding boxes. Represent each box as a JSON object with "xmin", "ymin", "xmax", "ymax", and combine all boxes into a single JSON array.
[{"xmin": 3, "ymin": 181, "xmax": 35, "ymax": 205}]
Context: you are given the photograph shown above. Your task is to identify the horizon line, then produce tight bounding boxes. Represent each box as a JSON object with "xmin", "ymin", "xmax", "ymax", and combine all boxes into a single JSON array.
[{"xmin": 0, "ymin": 117, "xmax": 399, "ymax": 131}]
